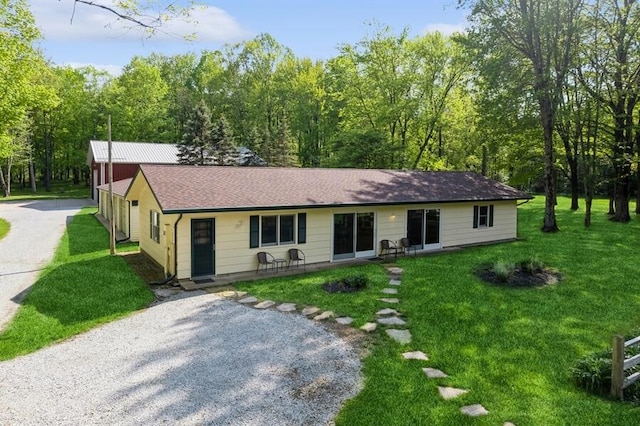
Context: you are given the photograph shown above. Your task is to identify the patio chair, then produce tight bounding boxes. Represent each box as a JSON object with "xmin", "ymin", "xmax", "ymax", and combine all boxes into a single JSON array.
[
  {"xmin": 380, "ymin": 239, "xmax": 398, "ymax": 258},
  {"xmin": 256, "ymin": 251, "xmax": 275, "ymax": 273},
  {"xmin": 399, "ymin": 237, "xmax": 417, "ymax": 256},
  {"xmin": 288, "ymin": 248, "xmax": 306, "ymax": 270}
]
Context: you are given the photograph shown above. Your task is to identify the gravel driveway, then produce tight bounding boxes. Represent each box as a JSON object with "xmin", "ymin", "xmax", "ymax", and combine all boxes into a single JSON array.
[
  {"xmin": 0, "ymin": 292, "xmax": 363, "ymax": 425},
  {"xmin": 0, "ymin": 199, "xmax": 90, "ymax": 330}
]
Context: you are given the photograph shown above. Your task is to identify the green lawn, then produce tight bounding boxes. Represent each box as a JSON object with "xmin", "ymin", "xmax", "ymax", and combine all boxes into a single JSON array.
[
  {"xmin": 0, "ymin": 207, "xmax": 153, "ymax": 360},
  {"xmin": 0, "ymin": 182, "xmax": 90, "ymax": 201},
  {"xmin": 0, "ymin": 218, "xmax": 9, "ymax": 240},
  {"xmin": 238, "ymin": 197, "xmax": 640, "ymax": 425}
]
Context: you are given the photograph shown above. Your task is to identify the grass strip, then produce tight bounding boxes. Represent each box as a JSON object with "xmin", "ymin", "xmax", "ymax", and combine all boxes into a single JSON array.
[
  {"xmin": 0, "ymin": 218, "xmax": 9, "ymax": 240},
  {"xmin": 0, "ymin": 207, "xmax": 153, "ymax": 361}
]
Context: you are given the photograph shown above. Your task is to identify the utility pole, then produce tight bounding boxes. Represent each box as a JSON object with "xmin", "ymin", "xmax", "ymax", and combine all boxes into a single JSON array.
[{"xmin": 108, "ymin": 115, "xmax": 116, "ymax": 255}]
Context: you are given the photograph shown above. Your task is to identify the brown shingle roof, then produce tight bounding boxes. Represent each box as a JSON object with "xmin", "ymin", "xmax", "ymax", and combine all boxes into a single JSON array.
[
  {"xmin": 135, "ymin": 165, "xmax": 532, "ymax": 213},
  {"xmin": 97, "ymin": 178, "xmax": 132, "ymax": 197}
]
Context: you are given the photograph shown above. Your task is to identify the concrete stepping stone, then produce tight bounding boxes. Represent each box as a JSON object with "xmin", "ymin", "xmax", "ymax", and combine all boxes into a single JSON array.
[
  {"xmin": 504, "ymin": 423, "xmax": 516, "ymax": 426},
  {"xmin": 377, "ymin": 316, "xmax": 406, "ymax": 325},
  {"xmin": 423, "ymin": 368, "xmax": 448, "ymax": 378},
  {"xmin": 314, "ymin": 311, "xmax": 334, "ymax": 321},
  {"xmin": 335, "ymin": 317, "xmax": 354, "ymax": 325},
  {"xmin": 277, "ymin": 303, "xmax": 296, "ymax": 312},
  {"xmin": 381, "ymin": 288, "xmax": 398, "ymax": 294},
  {"xmin": 389, "ymin": 279, "xmax": 401, "ymax": 286},
  {"xmin": 360, "ymin": 322, "xmax": 377, "ymax": 332},
  {"xmin": 379, "ymin": 298, "xmax": 400, "ymax": 303},
  {"xmin": 376, "ymin": 308, "xmax": 399, "ymax": 316},
  {"xmin": 254, "ymin": 300, "xmax": 276, "ymax": 309},
  {"xmin": 386, "ymin": 329, "xmax": 412, "ymax": 344},
  {"xmin": 402, "ymin": 351, "xmax": 429, "ymax": 361},
  {"xmin": 238, "ymin": 296, "xmax": 258, "ymax": 304},
  {"xmin": 460, "ymin": 404, "xmax": 489, "ymax": 417},
  {"xmin": 387, "ymin": 267, "xmax": 404, "ymax": 274},
  {"xmin": 301, "ymin": 306, "xmax": 320, "ymax": 316},
  {"xmin": 438, "ymin": 386, "xmax": 468, "ymax": 400}
]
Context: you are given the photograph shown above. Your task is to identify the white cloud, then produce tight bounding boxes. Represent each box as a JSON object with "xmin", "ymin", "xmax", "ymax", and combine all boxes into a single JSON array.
[
  {"xmin": 30, "ymin": 0, "xmax": 251, "ymax": 42},
  {"xmin": 423, "ymin": 23, "xmax": 468, "ymax": 36}
]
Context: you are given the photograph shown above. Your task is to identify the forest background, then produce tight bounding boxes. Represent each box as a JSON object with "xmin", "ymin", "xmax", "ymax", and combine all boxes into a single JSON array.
[{"xmin": 2, "ymin": 0, "xmax": 640, "ymax": 229}]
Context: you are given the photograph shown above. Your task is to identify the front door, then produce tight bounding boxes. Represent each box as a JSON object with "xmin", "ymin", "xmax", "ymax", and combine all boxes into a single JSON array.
[{"xmin": 191, "ymin": 219, "xmax": 215, "ymax": 277}]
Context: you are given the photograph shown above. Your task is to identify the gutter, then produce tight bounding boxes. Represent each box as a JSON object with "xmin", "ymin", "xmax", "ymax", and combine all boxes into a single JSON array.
[{"xmin": 173, "ymin": 214, "xmax": 184, "ymax": 279}]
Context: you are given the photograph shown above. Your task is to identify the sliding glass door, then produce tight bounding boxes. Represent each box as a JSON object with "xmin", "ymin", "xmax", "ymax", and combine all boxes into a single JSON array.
[
  {"xmin": 406, "ymin": 209, "xmax": 441, "ymax": 250},
  {"xmin": 333, "ymin": 212, "xmax": 375, "ymax": 260}
]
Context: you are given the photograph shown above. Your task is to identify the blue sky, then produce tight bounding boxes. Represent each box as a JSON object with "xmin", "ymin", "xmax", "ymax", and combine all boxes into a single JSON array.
[{"xmin": 30, "ymin": 0, "xmax": 469, "ymax": 75}]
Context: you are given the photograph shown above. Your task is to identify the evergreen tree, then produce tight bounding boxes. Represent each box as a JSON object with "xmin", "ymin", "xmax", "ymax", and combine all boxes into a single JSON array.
[
  {"xmin": 211, "ymin": 115, "xmax": 236, "ymax": 165},
  {"xmin": 177, "ymin": 101, "xmax": 214, "ymax": 165}
]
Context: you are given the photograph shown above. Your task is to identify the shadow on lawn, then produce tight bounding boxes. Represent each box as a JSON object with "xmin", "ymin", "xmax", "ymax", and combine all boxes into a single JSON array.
[{"xmin": 21, "ymin": 256, "xmax": 151, "ymax": 326}]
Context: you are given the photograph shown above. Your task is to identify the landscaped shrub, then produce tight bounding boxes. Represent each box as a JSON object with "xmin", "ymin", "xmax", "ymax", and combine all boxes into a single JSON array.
[
  {"xmin": 322, "ymin": 273, "xmax": 370, "ymax": 293},
  {"xmin": 520, "ymin": 256, "xmax": 545, "ymax": 274},
  {"xmin": 571, "ymin": 342, "xmax": 640, "ymax": 402},
  {"xmin": 491, "ymin": 261, "xmax": 515, "ymax": 283}
]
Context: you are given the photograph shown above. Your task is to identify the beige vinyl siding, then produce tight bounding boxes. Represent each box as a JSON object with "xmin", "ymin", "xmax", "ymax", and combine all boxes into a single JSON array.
[
  {"xmin": 129, "ymin": 204, "xmax": 140, "ymax": 242},
  {"xmin": 440, "ymin": 201, "xmax": 517, "ymax": 248},
  {"xmin": 136, "ymin": 183, "xmax": 167, "ymax": 272}
]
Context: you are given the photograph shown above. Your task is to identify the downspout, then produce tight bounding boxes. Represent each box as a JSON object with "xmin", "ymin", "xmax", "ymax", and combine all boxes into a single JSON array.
[{"xmin": 173, "ymin": 214, "xmax": 184, "ymax": 279}]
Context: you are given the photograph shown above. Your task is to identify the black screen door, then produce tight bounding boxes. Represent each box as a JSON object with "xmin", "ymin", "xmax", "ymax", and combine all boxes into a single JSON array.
[{"xmin": 192, "ymin": 219, "xmax": 215, "ymax": 277}]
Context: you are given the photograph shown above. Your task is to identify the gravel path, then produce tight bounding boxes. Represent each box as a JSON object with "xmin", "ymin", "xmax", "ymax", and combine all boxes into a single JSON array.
[
  {"xmin": 0, "ymin": 199, "xmax": 90, "ymax": 331},
  {"xmin": 0, "ymin": 292, "xmax": 363, "ymax": 425}
]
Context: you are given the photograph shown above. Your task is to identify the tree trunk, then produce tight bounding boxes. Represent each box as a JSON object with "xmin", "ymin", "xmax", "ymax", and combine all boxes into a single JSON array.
[
  {"xmin": 584, "ymin": 197, "xmax": 592, "ymax": 227},
  {"xmin": 29, "ymin": 160, "xmax": 37, "ymax": 193},
  {"xmin": 0, "ymin": 165, "xmax": 9, "ymax": 197},
  {"xmin": 612, "ymin": 175, "xmax": 631, "ymax": 222},
  {"xmin": 540, "ymin": 96, "xmax": 559, "ymax": 232}
]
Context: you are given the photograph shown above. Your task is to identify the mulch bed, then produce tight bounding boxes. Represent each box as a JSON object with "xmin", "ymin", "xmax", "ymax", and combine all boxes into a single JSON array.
[
  {"xmin": 322, "ymin": 281, "xmax": 366, "ymax": 293},
  {"xmin": 120, "ymin": 252, "xmax": 167, "ymax": 285},
  {"xmin": 475, "ymin": 267, "xmax": 562, "ymax": 288}
]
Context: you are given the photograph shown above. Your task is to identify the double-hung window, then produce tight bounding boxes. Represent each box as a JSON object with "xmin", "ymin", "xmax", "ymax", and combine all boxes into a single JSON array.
[
  {"xmin": 250, "ymin": 213, "xmax": 305, "ymax": 248},
  {"xmin": 473, "ymin": 205, "xmax": 494, "ymax": 228},
  {"xmin": 150, "ymin": 210, "xmax": 160, "ymax": 242}
]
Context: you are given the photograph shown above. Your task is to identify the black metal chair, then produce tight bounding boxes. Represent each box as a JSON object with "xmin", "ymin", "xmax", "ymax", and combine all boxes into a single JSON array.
[
  {"xmin": 288, "ymin": 248, "xmax": 306, "ymax": 270},
  {"xmin": 380, "ymin": 239, "xmax": 398, "ymax": 258},
  {"xmin": 256, "ymin": 251, "xmax": 275, "ymax": 273},
  {"xmin": 400, "ymin": 237, "xmax": 417, "ymax": 256}
]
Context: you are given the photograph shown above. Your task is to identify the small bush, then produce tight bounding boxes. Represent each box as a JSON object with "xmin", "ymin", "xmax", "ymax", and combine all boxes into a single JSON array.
[
  {"xmin": 520, "ymin": 256, "xmax": 545, "ymax": 274},
  {"xmin": 491, "ymin": 261, "xmax": 515, "ymax": 283},
  {"xmin": 571, "ymin": 343, "xmax": 640, "ymax": 402},
  {"xmin": 343, "ymin": 273, "xmax": 369, "ymax": 290}
]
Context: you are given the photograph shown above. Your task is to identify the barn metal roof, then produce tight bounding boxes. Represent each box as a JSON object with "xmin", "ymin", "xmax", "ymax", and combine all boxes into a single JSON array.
[{"xmin": 87, "ymin": 141, "xmax": 179, "ymax": 165}]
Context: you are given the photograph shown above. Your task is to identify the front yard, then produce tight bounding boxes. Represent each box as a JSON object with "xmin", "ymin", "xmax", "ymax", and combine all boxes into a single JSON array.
[
  {"xmin": 237, "ymin": 196, "xmax": 640, "ymax": 425},
  {"xmin": 2, "ymin": 197, "xmax": 640, "ymax": 424}
]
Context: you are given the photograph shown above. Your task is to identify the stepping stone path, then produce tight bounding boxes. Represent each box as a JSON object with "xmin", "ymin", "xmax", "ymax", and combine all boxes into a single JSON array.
[
  {"xmin": 377, "ymin": 316, "xmax": 406, "ymax": 325},
  {"xmin": 301, "ymin": 306, "xmax": 320, "ymax": 316},
  {"xmin": 277, "ymin": 303, "xmax": 297, "ymax": 312},
  {"xmin": 423, "ymin": 368, "xmax": 448, "ymax": 378},
  {"xmin": 314, "ymin": 311, "xmax": 334, "ymax": 321},
  {"xmin": 403, "ymin": 351, "xmax": 429, "ymax": 361},
  {"xmin": 386, "ymin": 329, "xmax": 412, "ymax": 344},
  {"xmin": 254, "ymin": 300, "xmax": 276, "ymax": 309},
  {"xmin": 360, "ymin": 322, "xmax": 377, "ymax": 332},
  {"xmin": 335, "ymin": 317, "xmax": 354, "ymax": 325},
  {"xmin": 460, "ymin": 404, "xmax": 489, "ymax": 417},
  {"xmin": 438, "ymin": 386, "xmax": 468, "ymax": 400},
  {"xmin": 230, "ymin": 261, "xmax": 497, "ymax": 423}
]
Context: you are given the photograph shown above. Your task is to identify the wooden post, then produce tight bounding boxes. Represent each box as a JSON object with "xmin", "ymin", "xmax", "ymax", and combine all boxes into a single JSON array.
[
  {"xmin": 108, "ymin": 115, "xmax": 116, "ymax": 256},
  {"xmin": 611, "ymin": 335, "xmax": 625, "ymax": 400}
]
